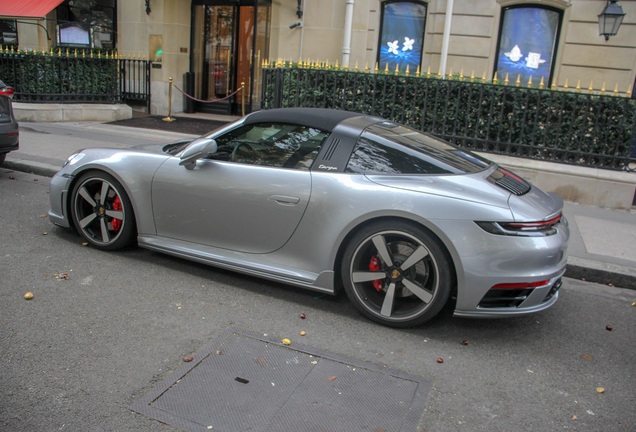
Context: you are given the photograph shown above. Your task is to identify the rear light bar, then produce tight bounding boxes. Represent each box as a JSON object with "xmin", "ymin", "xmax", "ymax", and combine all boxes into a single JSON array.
[
  {"xmin": 0, "ymin": 87, "xmax": 14, "ymax": 98},
  {"xmin": 476, "ymin": 213, "xmax": 563, "ymax": 237},
  {"xmin": 491, "ymin": 280, "xmax": 549, "ymax": 289}
]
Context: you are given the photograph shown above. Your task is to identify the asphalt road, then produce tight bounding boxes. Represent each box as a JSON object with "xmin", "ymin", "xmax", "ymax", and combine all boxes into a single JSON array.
[{"xmin": 1, "ymin": 170, "xmax": 635, "ymax": 432}]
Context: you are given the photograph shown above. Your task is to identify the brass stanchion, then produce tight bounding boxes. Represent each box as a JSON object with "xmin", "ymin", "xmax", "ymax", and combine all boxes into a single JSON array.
[
  {"xmin": 163, "ymin": 77, "xmax": 176, "ymax": 122},
  {"xmin": 241, "ymin": 81, "xmax": 245, "ymax": 117}
]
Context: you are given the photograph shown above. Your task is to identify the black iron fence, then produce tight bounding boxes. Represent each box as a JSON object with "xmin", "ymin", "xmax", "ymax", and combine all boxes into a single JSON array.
[
  {"xmin": 0, "ymin": 49, "xmax": 151, "ymax": 110},
  {"xmin": 262, "ymin": 65, "xmax": 636, "ymax": 172}
]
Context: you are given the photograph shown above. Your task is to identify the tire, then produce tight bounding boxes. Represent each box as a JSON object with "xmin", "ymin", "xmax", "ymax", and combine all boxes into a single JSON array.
[
  {"xmin": 0, "ymin": 153, "xmax": 6, "ymax": 164},
  {"xmin": 341, "ymin": 221, "xmax": 452, "ymax": 328},
  {"xmin": 70, "ymin": 171, "xmax": 137, "ymax": 251}
]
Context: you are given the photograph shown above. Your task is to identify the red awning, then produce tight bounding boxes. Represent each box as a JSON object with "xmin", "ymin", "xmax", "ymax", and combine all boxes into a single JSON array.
[{"xmin": 0, "ymin": 0, "xmax": 65, "ymax": 19}]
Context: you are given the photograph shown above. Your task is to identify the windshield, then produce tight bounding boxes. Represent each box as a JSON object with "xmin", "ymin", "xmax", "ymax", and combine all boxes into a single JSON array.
[{"xmin": 347, "ymin": 122, "xmax": 492, "ymax": 175}]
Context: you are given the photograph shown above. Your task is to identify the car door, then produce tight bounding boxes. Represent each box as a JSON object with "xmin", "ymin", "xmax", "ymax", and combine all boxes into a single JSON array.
[{"xmin": 151, "ymin": 122, "xmax": 329, "ymax": 254}]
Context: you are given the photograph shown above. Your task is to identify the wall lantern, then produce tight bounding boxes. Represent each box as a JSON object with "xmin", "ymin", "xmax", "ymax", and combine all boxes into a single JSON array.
[{"xmin": 598, "ymin": 0, "xmax": 625, "ymax": 41}]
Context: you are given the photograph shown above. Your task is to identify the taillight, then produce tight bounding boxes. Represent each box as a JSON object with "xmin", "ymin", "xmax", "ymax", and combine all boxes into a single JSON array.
[
  {"xmin": 491, "ymin": 280, "xmax": 549, "ymax": 289},
  {"xmin": 476, "ymin": 213, "xmax": 563, "ymax": 237},
  {"xmin": 0, "ymin": 87, "xmax": 14, "ymax": 98}
]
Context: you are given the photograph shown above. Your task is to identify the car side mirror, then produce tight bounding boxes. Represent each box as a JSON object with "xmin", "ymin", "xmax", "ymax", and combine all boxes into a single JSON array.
[{"xmin": 179, "ymin": 138, "xmax": 218, "ymax": 170}]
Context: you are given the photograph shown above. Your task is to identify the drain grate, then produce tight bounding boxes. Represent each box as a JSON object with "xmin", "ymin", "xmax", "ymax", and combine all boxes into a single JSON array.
[{"xmin": 130, "ymin": 327, "xmax": 432, "ymax": 432}]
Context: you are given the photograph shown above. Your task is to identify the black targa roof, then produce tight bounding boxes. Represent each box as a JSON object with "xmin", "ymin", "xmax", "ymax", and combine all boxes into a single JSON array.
[{"xmin": 244, "ymin": 108, "xmax": 364, "ymax": 132}]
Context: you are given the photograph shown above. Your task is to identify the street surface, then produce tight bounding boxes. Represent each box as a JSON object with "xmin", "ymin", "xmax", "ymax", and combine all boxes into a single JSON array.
[{"xmin": 1, "ymin": 169, "xmax": 635, "ymax": 431}]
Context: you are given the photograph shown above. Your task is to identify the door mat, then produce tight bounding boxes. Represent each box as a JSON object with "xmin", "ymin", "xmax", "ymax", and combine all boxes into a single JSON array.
[
  {"xmin": 130, "ymin": 327, "xmax": 432, "ymax": 432},
  {"xmin": 107, "ymin": 115, "xmax": 228, "ymax": 135}
]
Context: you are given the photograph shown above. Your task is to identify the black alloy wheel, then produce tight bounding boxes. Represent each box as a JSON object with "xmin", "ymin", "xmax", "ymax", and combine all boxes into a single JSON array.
[
  {"xmin": 70, "ymin": 171, "xmax": 136, "ymax": 250},
  {"xmin": 342, "ymin": 221, "xmax": 452, "ymax": 327}
]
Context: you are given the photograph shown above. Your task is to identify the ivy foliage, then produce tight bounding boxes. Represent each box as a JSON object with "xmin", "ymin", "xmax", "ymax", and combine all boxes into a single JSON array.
[
  {"xmin": 263, "ymin": 67, "xmax": 636, "ymax": 170},
  {"xmin": 0, "ymin": 51, "xmax": 119, "ymax": 103}
]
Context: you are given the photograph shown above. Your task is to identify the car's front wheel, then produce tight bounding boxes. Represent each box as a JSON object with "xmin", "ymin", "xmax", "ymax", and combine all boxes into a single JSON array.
[
  {"xmin": 70, "ymin": 171, "xmax": 136, "ymax": 250},
  {"xmin": 342, "ymin": 221, "xmax": 452, "ymax": 327}
]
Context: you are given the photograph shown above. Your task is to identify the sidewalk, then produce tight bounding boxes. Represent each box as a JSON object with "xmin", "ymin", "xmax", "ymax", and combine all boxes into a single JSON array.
[{"xmin": 3, "ymin": 116, "xmax": 636, "ymax": 290}]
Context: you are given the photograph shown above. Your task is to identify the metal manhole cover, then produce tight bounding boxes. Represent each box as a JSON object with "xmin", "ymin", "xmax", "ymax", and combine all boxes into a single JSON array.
[{"xmin": 130, "ymin": 327, "xmax": 432, "ymax": 432}]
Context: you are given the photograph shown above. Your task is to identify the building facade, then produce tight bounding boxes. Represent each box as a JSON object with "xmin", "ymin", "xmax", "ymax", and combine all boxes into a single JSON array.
[{"xmin": 4, "ymin": 0, "xmax": 636, "ymax": 116}]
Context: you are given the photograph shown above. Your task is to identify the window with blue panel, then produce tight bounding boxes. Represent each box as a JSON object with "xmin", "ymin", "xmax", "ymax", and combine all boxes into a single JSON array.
[
  {"xmin": 378, "ymin": 1, "xmax": 427, "ymax": 71},
  {"xmin": 495, "ymin": 6, "xmax": 562, "ymax": 86}
]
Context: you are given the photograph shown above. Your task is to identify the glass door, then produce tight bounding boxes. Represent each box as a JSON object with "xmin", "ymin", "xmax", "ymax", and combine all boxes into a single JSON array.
[{"xmin": 191, "ymin": 1, "xmax": 270, "ymax": 115}]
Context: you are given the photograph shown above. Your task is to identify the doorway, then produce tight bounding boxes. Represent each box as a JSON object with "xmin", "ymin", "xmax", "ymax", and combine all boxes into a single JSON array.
[{"xmin": 191, "ymin": 0, "xmax": 271, "ymax": 115}]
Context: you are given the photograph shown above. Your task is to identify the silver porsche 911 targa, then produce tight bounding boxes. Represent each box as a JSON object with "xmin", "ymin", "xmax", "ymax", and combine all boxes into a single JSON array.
[{"xmin": 49, "ymin": 108, "xmax": 569, "ymax": 327}]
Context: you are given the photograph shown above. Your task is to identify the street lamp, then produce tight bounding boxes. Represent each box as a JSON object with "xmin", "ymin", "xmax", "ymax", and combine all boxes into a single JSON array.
[{"xmin": 598, "ymin": 0, "xmax": 625, "ymax": 41}]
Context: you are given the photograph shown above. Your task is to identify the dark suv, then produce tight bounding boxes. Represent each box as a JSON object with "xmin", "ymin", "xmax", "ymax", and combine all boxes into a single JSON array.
[{"xmin": 0, "ymin": 79, "xmax": 18, "ymax": 164}]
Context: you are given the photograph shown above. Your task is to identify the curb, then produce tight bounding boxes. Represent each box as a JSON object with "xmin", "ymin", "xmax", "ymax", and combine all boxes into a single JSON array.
[{"xmin": 2, "ymin": 159, "xmax": 57, "ymax": 178}]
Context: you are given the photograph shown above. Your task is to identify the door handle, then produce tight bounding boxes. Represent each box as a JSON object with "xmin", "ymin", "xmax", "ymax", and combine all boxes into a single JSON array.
[{"xmin": 268, "ymin": 195, "xmax": 300, "ymax": 206}]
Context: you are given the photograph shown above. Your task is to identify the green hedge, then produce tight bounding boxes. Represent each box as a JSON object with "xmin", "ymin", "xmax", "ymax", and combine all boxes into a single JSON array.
[
  {"xmin": 0, "ymin": 51, "xmax": 119, "ymax": 103},
  {"xmin": 263, "ymin": 67, "xmax": 636, "ymax": 170}
]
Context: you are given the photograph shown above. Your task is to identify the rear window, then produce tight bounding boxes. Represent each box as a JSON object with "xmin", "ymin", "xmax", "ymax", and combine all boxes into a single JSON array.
[{"xmin": 346, "ymin": 123, "xmax": 492, "ymax": 175}]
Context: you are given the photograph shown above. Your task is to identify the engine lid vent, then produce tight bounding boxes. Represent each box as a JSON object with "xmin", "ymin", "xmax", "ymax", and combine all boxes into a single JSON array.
[{"xmin": 488, "ymin": 168, "xmax": 531, "ymax": 196}]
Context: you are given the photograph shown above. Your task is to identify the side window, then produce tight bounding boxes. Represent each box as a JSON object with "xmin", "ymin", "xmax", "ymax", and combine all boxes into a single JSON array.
[
  {"xmin": 346, "ymin": 136, "xmax": 453, "ymax": 175},
  {"xmin": 211, "ymin": 123, "xmax": 329, "ymax": 170}
]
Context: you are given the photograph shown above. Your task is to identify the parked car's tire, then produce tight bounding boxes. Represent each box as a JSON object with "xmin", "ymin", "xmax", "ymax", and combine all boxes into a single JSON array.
[
  {"xmin": 70, "ymin": 171, "xmax": 136, "ymax": 250},
  {"xmin": 342, "ymin": 221, "xmax": 452, "ymax": 327}
]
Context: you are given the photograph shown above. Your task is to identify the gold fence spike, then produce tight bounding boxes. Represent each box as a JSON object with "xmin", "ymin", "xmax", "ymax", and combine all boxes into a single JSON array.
[
  {"xmin": 613, "ymin": 83, "xmax": 619, "ymax": 96},
  {"xmin": 470, "ymin": 70, "xmax": 475, "ymax": 83},
  {"xmin": 493, "ymin": 72, "xmax": 498, "ymax": 84},
  {"xmin": 416, "ymin": 65, "xmax": 420, "ymax": 77},
  {"xmin": 449, "ymin": 68, "xmax": 453, "ymax": 79},
  {"xmin": 395, "ymin": 64, "xmax": 400, "ymax": 75},
  {"xmin": 437, "ymin": 68, "xmax": 441, "ymax": 79},
  {"xmin": 504, "ymin": 73, "xmax": 509, "ymax": 86},
  {"xmin": 516, "ymin": 74, "xmax": 520, "ymax": 87},
  {"xmin": 98, "ymin": 51, "xmax": 101, "ymax": 58},
  {"xmin": 564, "ymin": 78, "xmax": 568, "ymax": 91},
  {"xmin": 375, "ymin": 62, "xmax": 379, "ymax": 73},
  {"xmin": 427, "ymin": 66, "xmax": 431, "ymax": 78},
  {"xmin": 365, "ymin": 61, "xmax": 369, "ymax": 73},
  {"xmin": 588, "ymin": 81, "xmax": 593, "ymax": 93},
  {"xmin": 335, "ymin": 59, "xmax": 340, "ymax": 70},
  {"xmin": 355, "ymin": 61, "xmax": 358, "ymax": 72},
  {"xmin": 405, "ymin": 65, "xmax": 410, "ymax": 76},
  {"xmin": 576, "ymin": 79, "xmax": 581, "ymax": 93},
  {"xmin": 551, "ymin": 80, "xmax": 556, "ymax": 91},
  {"xmin": 385, "ymin": 63, "xmax": 389, "ymax": 73},
  {"xmin": 627, "ymin": 84, "xmax": 632, "ymax": 98},
  {"xmin": 601, "ymin": 82, "xmax": 606, "ymax": 95},
  {"xmin": 482, "ymin": 71, "xmax": 486, "ymax": 83},
  {"xmin": 528, "ymin": 76, "xmax": 533, "ymax": 88},
  {"xmin": 460, "ymin": 69, "xmax": 464, "ymax": 81}
]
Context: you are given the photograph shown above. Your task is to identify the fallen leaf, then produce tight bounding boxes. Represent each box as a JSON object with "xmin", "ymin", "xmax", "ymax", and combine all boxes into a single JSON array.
[
  {"xmin": 33, "ymin": 179, "xmax": 38, "ymax": 181},
  {"xmin": 82, "ymin": 242, "xmax": 88, "ymax": 246},
  {"xmin": 300, "ymin": 313, "xmax": 306, "ymax": 319},
  {"xmin": 234, "ymin": 377, "xmax": 249, "ymax": 384},
  {"xmin": 311, "ymin": 360, "xmax": 317, "ymax": 365},
  {"xmin": 40, "ymin": 215, "xmax": 47, "ymax": 218},
  {"xmin": 9, "ymin": 176, "xmax": 15, "ymax": 179},
  {"xmin": 216, "ymin": 350, "xmax": 223, "ymax": 355},
  {"xmin": 183, "ymin": 356, "xmax": 195, "ymax": 362},
  {"xmin": 300, "ymin": 331, "xmax": 306, "ymax": 336},
  {"xmin": 632, "ymin": 302, "xmax": 636, "ymax": 307},
  {"xmin": 462, "ymin": 340, "xmax": 469, "ymax": 345},
  {"xmin": 54, "ymin": 273, "xmax": 69, "ymax": 280},
  {"xmin": 281, "ymin": 338, "xmax": 291, "ymax": 345},
  {"xmin": 582, "ymin": 354, "xmax": 593, "ymax": 361},
  {"xmin": 596, "ymin": 387, "xmax": 605, "ymax": 394},
  {"xmin": 437, "ymin": 358, "xmax": 443, "ymax": 363},
  {"xmin": 24, "ymin": 292, "xmax": 33, "ymax": 300},
  {"xmin": 328, "ymin": 376, "xmax": 336, "ymax": 381},
  {"xmin": 606, "ymin": 325, "xmax": 613, "ymax": 331},
  {"xmin": 571, "ymin": 415, "xmax": 577, "ymax": 420},
  {"xmin": 42, "ymin": 232, "xmax": 48, "ymax": 235}
]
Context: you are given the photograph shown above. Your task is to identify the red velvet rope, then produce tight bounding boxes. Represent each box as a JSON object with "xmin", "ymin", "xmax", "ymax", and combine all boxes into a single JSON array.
[{"xmin": 172, "ymin": 84, "xmax": 243, "ymax": 103}]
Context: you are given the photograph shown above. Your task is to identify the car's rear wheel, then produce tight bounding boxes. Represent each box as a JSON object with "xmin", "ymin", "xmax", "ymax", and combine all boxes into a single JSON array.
[
  {"xmin": 70, "ymin": 171, "xmax": 136, "ymax": 250},
  {"xmin": 342, "ymin": 221, "xmax": 452, "ymax": 327}
]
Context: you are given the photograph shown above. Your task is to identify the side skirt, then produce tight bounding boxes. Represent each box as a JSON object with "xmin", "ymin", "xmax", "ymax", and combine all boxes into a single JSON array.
[{"xmin": 137, "ymin": 235, "xmax": 336, "ymax": 295}]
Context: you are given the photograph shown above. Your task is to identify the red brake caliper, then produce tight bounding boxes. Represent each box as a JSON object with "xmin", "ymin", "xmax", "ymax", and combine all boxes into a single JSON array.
[
  {"xmin": 111, "ymin": 196, "xmax": 122, "ymax": 231},
  {"xmin": 369, "ymin": 256, "xmax": 384, "ymax": 291}
]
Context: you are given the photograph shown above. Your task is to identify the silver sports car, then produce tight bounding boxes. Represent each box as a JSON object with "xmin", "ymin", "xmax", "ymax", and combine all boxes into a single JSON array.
[{"xmin": 49, "ymin": 108, "xmax": 569, "ymax": 327}]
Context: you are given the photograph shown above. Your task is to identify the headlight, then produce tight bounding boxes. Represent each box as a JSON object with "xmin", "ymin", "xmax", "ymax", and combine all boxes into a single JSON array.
[{"xmin": 63, "ymin": 152, "xmax": 85, "ymax": 167}]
